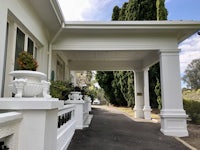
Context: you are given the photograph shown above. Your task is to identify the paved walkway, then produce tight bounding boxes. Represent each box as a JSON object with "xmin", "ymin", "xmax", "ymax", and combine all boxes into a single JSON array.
[{"xmin": 68, "ymin": 106, "xmax": 189, "ymax": 150}]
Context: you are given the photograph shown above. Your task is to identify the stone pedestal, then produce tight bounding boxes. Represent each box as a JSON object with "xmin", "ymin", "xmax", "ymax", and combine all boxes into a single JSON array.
[
  {"xmin": 0, "ymin": 98, "xmax": 64, "ymax": 150},
  {"xmin": 65, "ymin": 100, "xmax": 85, "ymax": 129}
]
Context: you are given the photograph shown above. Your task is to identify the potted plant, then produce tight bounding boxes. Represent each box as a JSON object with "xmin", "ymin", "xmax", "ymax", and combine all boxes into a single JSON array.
[
  {"xmin": 9, "ymin": 51, "xmax": 51, "ymax": 98},
  {"xmin": 17, "ymin": 51, "xmax": 38, "ymax": 71},
  {"xmin": 68, "ymin": 86, "xmax": 83, "ymax": 101}
]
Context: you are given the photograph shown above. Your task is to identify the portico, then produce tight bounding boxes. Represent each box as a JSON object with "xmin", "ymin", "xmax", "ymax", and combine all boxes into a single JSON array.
[
  {"xmin": 1, "ymin": 0, "xmax": 200, "ymax": 139},
  {"xmin": 50, "ymin": 21, "xmax": 200, "ymax": 137}
]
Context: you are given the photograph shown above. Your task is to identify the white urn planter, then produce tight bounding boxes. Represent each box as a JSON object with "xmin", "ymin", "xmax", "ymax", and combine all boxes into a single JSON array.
[
  {"xmin": 68, "ymin": 92, "xmax": 83, "ymax": 101},
  {"xmin": 9, "ymin": 70, "xmax": 51, "ymax": 98}
]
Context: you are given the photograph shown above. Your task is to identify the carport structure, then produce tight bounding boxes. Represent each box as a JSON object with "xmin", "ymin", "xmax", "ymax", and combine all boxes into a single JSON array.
[{"xmin": 51, "ymin": 21, "xmax": 200, "ymax": 137}]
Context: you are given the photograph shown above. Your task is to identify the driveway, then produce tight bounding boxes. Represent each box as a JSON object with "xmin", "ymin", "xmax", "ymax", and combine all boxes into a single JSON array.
[{"xmin": 68, "ymin": 105, "xmax": 189, "ymax": 150}]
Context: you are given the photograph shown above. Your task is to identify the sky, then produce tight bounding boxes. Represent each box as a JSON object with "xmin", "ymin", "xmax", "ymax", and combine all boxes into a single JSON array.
[{"xmin": 58, "ymin": 0, "xmax": 200, "ymax": 87}]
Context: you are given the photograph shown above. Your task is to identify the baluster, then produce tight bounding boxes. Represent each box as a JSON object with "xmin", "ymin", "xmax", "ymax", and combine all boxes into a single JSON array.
[
  {"xmin": 57, "ymin": 116, "xmax": 59, "ymax": 128},
  {"xmin": 0, "ymin": 141, "xmax": 9, "ymax": 150}
]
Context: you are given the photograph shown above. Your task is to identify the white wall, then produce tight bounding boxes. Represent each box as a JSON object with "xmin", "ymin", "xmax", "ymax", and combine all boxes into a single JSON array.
[
  {"xmin": 51, "ymin": 51, "xmax": 70, "ymax": 81},
  {"xmin": 0, "ymin": 0, "xmax": 51, "ymax": 96}
]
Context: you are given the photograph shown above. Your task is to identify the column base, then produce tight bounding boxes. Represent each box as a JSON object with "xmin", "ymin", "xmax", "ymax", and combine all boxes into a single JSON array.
[
  {"xmin": 133, "ymin": 107, "xmax": 144, "ymax": 118},
  {"xmin": 160, "ymin": 109, "xmax": 188, "ymax": 137},
  {"xmin": 143, "ymin": 106, "xmax": 152, "ymax": 120}
]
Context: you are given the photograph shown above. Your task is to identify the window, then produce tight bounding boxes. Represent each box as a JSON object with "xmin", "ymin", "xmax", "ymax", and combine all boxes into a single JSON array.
[
  {"xmin": 15, "ymin": 28, "xmax": 25, "ymax": 70},
  {"xmin": 27, "ymin": 38, "xmax": 34, "ymax": 55},
  {"xmin": 14, "ymin": 28, "xmax": 38, "ymax": 70},
  {"xmin": 56, "ymin": 56, "xmax": 65, "ymax": 81}
]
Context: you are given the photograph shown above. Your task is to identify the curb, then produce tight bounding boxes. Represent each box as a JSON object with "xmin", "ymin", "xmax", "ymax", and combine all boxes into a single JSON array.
[{"xmin": 175, "ymin": 137, "xmax": 197, "ymax": 150}]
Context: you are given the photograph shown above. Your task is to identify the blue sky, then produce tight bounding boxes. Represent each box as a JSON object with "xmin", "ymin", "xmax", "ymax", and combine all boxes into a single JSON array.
[{"xmin": 58, "ymin": 0, "xmax": 200, "ymax": 87}]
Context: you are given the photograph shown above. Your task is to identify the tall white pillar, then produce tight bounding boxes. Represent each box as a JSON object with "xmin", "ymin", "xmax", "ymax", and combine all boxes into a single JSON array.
[
  {"xmin": 143, "ymin": 68, "xmax": 152, "ymax": 120},
  {"xmin": 70, "ymin": 71, "xmax": 77, "ymax": 86},
  {"xmin": 133, "ymin": 70, "xmax": 144, "ymax": 118},
  {"xmin": 159, "ymin": 50, "xmax": 188, "ymax": 137},
  {"xmin": 0, "ymin": 6, "xmax": 8, "ymax": 97},
  {"xmin": 4, "ymin": 22, "xmax": 17, "ymax": 97}
]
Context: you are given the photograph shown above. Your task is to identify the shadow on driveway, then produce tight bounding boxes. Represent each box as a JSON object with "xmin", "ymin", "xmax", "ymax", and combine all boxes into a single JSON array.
[{"xmin": 68, "ymin": 106, "xmax": 189, "ymax": 150}]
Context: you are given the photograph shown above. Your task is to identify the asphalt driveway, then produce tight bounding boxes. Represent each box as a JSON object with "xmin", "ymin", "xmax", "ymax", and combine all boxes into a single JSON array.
[{"xmin": 68, "ymin": 106, "xmax": 189, "ymax": 150}]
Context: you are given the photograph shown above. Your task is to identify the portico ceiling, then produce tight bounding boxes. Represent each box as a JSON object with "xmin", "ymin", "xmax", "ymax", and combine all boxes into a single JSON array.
[{"xmin": 52, "ymin": 21, "xmax": 200, "ymax": 71}]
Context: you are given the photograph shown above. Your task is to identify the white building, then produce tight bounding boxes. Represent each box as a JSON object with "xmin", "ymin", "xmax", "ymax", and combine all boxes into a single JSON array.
[{"xmin": 1, "ymin": 0, "xmax": 200, "ymax": 148}]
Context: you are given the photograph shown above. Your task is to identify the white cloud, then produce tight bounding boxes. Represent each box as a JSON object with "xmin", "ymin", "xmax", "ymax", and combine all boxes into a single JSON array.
[
  {"xmin": 179, "ymin": 34, "xmax": 200, "ymax": 76},
  {"xmin": 165, "ymin": 0, "xmax": 172, "ymax": 4},
  {"xmin": 57, "ymin": 0, "xmax": 114, "ymax": 21},
  {"xmin": 58, "ymin": 0, "xmax": 91, "ymax": 21}
]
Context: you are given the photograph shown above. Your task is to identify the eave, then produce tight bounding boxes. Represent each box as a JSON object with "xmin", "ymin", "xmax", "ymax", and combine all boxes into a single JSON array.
[{"xmin": 64, "ymin": 21, "xmax": 200, "ymax": 43}]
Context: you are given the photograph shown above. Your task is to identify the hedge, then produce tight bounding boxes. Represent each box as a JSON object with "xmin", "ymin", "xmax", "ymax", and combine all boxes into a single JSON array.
[{"xmin": 183, "ymin": 99, "xmax": 200, "ymax": 124}]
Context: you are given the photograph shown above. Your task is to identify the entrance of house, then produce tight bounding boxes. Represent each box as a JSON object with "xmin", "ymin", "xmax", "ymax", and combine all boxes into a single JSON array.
[{"xmin": 50, "ymin": 21, "xmax": 195, "ymax": 137}]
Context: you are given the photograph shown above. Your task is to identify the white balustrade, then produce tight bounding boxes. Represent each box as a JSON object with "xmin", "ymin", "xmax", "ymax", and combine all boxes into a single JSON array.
[
  {"xmin": 57, "ymin": 104, "xmax": 76, "ymax": 150},
  {"xmin": 0, "ymin": 94, "xmax": 93, "ymax": 150},
  {"xmin": 0, "ymin": 112, "xmax": 22, "ymax": 150}
]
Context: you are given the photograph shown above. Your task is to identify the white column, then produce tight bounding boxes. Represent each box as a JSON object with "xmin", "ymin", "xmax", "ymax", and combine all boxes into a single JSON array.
[
  {"xmin": 159, "ymin": 50, "xmax": 188, "ymax": 137},
  {"xmin": 70, "ymin": 71, "xmax": 76, "ymax": 86},
  {"xmin": 143, "ymin": 68, "xmax": 152, "ymax": 120},
  {"xmin": 133, "ymin": 70, "xmax": 144, "ymax": 118},
  {"xmin": 0, "ymin": 6, "xmax": 8, "ymax": 97},
  {"xmin": 4, "ymin": 22, "xmax": 17, "ymax": 97}
]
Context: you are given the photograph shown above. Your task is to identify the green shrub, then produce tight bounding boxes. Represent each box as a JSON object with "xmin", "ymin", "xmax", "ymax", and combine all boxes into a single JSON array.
[
  {"xmin": 183, "ymin": 99, "xmax": 200, "ymax": 124},
  {"xmin": 50, "ymin": 81, "xmax": 73, "ymax": 100}
]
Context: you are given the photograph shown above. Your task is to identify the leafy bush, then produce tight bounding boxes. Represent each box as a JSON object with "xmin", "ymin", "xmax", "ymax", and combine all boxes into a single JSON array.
[
  {"xmin": 183, "ymin": 99, "xmax": 200, "ymax": 124},
  {"xmin": 50, "ymin": 81, "xmax": 73, "ymax": 100},
  {"xmin": 17, "ymin": 51, "xmax": 38, "ymax": 71}
]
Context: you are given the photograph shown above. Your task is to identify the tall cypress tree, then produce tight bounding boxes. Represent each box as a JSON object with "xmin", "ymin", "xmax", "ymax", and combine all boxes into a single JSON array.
[
  {"xmin": 156, "ymin": 0, "xmax": 168, "ymax": 20},
  {"xmin": 118, "ymin": 2, "xmax": 128, "ymax": 21},
  {"xmin": 112, "ymin": 6, "xmax": 121, "ymax": 21},
  {"xmin": 125, "ymin": 0, "xmax": 139, "ymax": 20},
  {"xmin": 115, "ymin": 0, "xmax": 167, "ymax": 108},
  {"xmin": 98, "ymin": 0, "xmax": 168, "ymax": 107}
]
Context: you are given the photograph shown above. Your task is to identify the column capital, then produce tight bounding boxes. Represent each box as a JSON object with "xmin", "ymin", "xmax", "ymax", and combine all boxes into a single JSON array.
[
  {"xmin": 133, "ymin": 69, "xmax": 143, "ymax": 73},
  {"xmin": 143, "ymin": 67, "xmax": 149, "ymax": 72},
  {"xmin": 159, "ymin": 49, "xmax": 181, "ymax": 55}
]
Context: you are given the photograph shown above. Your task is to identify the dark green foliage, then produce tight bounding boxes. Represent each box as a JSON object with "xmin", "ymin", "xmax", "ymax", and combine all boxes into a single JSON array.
[
  {"xmin": 154, "ymin": 78, "xmax": 162, "ymax": 109},
  {"xmin": 183, "ymin": 99, "xmax": 200, "ymax": 124},
  {"xmin": 110, "ymin": 0, "xmax": 168, "ymax": 108},
  {"xmin": 112, "ymin": 6, "xmax": 121, "ymax": 20},
  {"xmin": 138, "ymin": 0, "xmax": 157, "ymax": 20},
  {"xmin": 112, "ymin": 75, "xmax": 128, "ymax": 106},
  {"xmin": 182, "ymin": 58, "xmax": 200, "ymax": 90},
  {"xmin": 149, "ymin": 63, "xmax": 161, "ymax": 108},
  {"xmin": 50, "ymin": 81, "xmax": 73, "ymax": 100},
  {"xmin": 113, "ymin": 71, "xmax": 135, "ymax": 107},
  {"xmin": 118, "ymin": 2, "xmax": 128, "ymax": 20},
  {"xmin": 156, "ymin": 0, "xmax": 168, "ymax": 20},
  {"xmin": 96, "ymin": 71, "xmax": 119, "ymax": 106},
  {"xmin": 114, "ymin": 0, "xmax": 167, "ymax": 21},
  {"xmin": 96, "ymin": 71, "xmax": 134, "ymax": 107},
  {"xmin": 125, "ymin": 0, "xmax": 138, "ymax": 20}
]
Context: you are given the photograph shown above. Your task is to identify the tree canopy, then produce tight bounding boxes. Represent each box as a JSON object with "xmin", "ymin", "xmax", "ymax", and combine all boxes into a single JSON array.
[{"xmin": 183, "ymin": 59, "xmax": 200, "ymax": 89}]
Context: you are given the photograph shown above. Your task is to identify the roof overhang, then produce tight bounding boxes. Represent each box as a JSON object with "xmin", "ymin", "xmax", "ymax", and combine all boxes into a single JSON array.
[
  {"xmin": 53, "ymin": 21, "xmax": 200, "ymax": 71},
  {"xmin": 63, "ymin": 21, "xmax": 200, "ymax": 43},
  {"xmin": 28, "ymin": 0, "xmax": 65, "ymax": 36}
]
